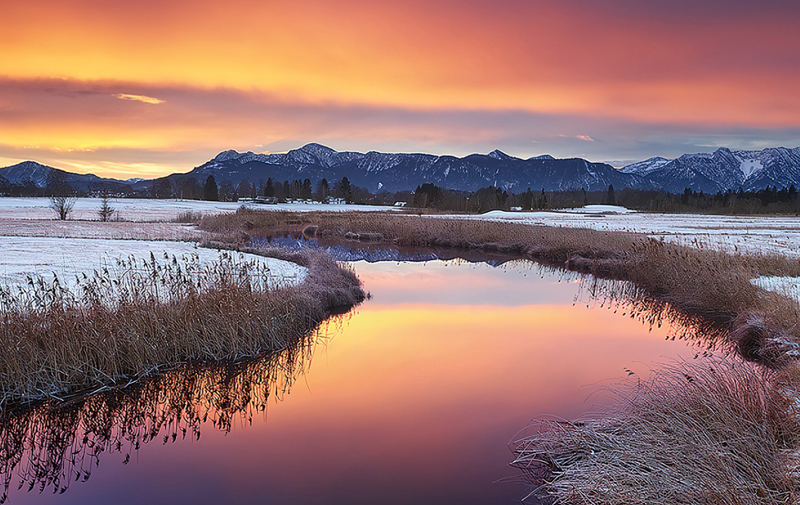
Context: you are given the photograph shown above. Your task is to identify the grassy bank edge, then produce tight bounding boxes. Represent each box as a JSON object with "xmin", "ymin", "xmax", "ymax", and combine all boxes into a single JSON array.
[
  {"xmin": 202, "ymin": 209, "xmax": 800, "ymax": 360},
  {"xmin": 0, "ymin": 245, "xmax": 365, "ymax": 409},
  {"xmin": 201, "ymin": 209, "xmax": 800, "ymax": 503}
]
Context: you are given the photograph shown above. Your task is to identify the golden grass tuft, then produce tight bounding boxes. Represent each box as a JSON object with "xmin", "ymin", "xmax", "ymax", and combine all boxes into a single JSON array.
[
  {"xmin": 512, "ymin": 358, "xmax": 800, "ymax": 505},
  {"xmin": 0, "ymin": 247, "xmax": 363, "ymax": 407}
]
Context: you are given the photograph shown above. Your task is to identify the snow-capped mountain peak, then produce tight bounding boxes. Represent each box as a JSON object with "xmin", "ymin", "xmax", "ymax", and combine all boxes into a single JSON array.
[
  {"xmin": 488, "ymin": 149, "xmax": 514, "ymax": 161},
  {"xmin": 632, "ymin": 146, "xmax": 800, "ymax": 193},
  {"xmin": 214, "ymin": 150, "xmax": 242, "ymax": 162},
  {"xmin": 620, "ymin": 157, "xmax": 671, "ymax": 175}
]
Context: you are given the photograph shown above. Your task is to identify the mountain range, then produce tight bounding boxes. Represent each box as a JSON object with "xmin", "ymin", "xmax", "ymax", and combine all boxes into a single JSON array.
[
  {"xmin": 620, "ymin": 147, "xmax": 800, "ymax": 193},
  {"xmin": 3, "ymin": 144, "xmax": 800, "ymax": 196}
]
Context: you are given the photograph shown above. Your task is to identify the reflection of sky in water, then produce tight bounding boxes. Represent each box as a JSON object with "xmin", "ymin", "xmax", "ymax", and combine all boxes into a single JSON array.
[
  {"xmin": 7, "ymin": 261, "xmax": 707, "ymax": 505},
  {"xmin": 358, "ymin": 259, "xmax": 584, "ymax": 306}
]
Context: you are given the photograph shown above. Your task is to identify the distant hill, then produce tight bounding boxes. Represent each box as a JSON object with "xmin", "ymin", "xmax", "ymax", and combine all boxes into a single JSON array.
[{"xmin": 0, "ymin": 161, "xmax": 133, "ymax": 193}]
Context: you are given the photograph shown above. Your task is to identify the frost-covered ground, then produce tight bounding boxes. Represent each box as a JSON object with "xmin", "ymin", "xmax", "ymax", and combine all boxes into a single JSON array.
[
  {"xmin": 3, "ymin": 197, "xmax": 800, "ymax": 301},
  {"xmin": 0, "ymin": 237, "xmax": 307, "ymax": 291},
  {"xmin": 0, "ymin": 219, "xmax": 200, "ymax": 241},
  {"xmin": 751, "ymin": 276, "xmax": 800, "ymax": 306},
  {"xmin": 0, "ymin": 197, "xmax": 395, "ymax": 222},
  {"xmin": 446, "ymin": 207, "xmax": 800, "ymax": 258},
  {"xmin": 447, "ymin": 205, "xmax": 800, "ymax": 303}
]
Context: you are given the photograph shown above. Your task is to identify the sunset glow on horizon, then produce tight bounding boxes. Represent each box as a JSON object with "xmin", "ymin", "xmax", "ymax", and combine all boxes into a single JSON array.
[{"xmin": 3, "ymin": 0, "xmax": 800, "ymax": 178}]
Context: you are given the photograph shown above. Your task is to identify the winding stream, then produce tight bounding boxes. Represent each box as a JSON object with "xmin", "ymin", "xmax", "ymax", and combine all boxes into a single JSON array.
[{"xmin": 0, "ymin": 257, "xmax": 714, "ymax": 504}]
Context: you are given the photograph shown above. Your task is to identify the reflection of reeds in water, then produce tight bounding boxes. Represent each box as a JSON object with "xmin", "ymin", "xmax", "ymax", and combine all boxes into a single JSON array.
[
  {"xmin": 0, "ymin": 247, "xmax": 364, "ymax": 407},
  {"xmin": 0, "ymin": 316, "xmax": 347, "ymax": 502},
  {"xmin": 574, "ymin": 275, "xmax": 730, "ymax": 352}
]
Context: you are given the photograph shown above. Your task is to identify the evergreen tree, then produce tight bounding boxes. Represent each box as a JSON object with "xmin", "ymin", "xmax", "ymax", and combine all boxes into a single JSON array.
[
  {"xmin": 203, "ymin": 175, "xmax": 219, "ymax": 201},
  {"xmin": 97, "ymin": 191, "xmax": 115, "ymax": 222},
  {"xmin": 316, "ymin": 178, "xmax": 330, "ymax": 201},
  {"xmin": 334, "ymin": 177, "xmax": 352, "ymax": 203}
]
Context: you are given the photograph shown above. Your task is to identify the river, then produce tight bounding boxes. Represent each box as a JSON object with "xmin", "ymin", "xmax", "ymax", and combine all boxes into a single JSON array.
[{"xmin": 1, "ymin": 258, "xmax": 712, "ymax": 504}]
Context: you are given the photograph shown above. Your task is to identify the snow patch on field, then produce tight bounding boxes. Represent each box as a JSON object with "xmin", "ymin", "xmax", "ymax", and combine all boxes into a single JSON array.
[
  {"xmin": 0, "ymin": 237, "xmax": 307, "ymax": 291},
  {"xmin": 561, "ymin": 205, "xmax": 636, "ymax": 214},
  {"xmin": 446, "ymin": 207, "xmax": 800, "ymax": 258},
  {"xmin": 751, "ymin": 276, "xmax": 800, "ymax": 304},
  {"xmin": 0, "ymin": 197, "xmax": 396, "ymax": 222}
]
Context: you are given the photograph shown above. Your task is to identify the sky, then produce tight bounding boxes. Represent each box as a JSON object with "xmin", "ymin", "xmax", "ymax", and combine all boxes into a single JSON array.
[{"xmin": 2, "ymin": 0, "xmax": 800, "ymax": 179}]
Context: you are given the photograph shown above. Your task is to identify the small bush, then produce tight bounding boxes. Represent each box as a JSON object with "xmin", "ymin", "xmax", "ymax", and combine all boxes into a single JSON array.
[{"xmin": 173, "ymin": 210, "xmax": 203, "ymax": 223}]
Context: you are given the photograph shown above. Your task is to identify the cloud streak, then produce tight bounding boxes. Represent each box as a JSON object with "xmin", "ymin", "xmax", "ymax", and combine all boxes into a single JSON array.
[
  {"xmin": 113, "ymin": 93, "xmax": 165, "ymax": 105},
  {"xmin": 1, "ymin": 77, "xmax": 800, "ymax": 178}
]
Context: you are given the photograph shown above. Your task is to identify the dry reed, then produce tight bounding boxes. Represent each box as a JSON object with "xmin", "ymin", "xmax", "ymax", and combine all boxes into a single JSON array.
[
  {"xmin": 0, "ymin": 320, "xmax": 339, "ymax": 501},
  {"xmin": 0, "ymin": 247, "xmax": 363, "ymax": 407},
  {"xmin": 201, "ymin": 210, "xmax": 800, "ymax": 359},
  {"xmin": 512, "ymin": 358, "xmax": 800, "ymax": 504}
]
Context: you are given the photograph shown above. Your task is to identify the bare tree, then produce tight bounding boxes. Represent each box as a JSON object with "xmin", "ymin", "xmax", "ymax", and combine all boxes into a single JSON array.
[
  {"xmin": 46, "ymin": 169, "xmax": 77, "ymax": 220},
  {"xmin": 49, "ymin": 195, "xmax": 76, "ymax": 220},
  {"xmin": 98, "ymin": 192, "xmax": 115, "ymax": 222}
]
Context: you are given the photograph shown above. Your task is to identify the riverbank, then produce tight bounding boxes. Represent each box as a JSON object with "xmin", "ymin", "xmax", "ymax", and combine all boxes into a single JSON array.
[
  {"xmin": 200, "ymin": 208, "xmax": 800, "ymax": 503},
  {"xmin": 0, "ymin": 245, "xmax": 364, "ymax": 408},
  {"xmin": 202, "ymin": 209, "xmax": 800, "ymax": 363}
]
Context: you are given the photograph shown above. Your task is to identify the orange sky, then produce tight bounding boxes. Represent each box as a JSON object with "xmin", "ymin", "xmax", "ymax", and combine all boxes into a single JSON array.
[{"xmin": 2, "ymin": 0, "xmax": 800, "ymax": 178}]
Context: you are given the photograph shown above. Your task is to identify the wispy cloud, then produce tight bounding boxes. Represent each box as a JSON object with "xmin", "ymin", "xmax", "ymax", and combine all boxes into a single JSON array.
[
  {"xmin": 113, "ymin": 93, "xmax": 165, "ymax": 105},
  {"xmin": 2, "ymin": 77, "xmax": 800, "ymax": 178}
]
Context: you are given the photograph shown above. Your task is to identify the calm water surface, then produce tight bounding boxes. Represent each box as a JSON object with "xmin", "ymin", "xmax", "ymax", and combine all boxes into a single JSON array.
[{"xmin": 3, "ymin": 260, "xmax": 707, "ymax": 504}]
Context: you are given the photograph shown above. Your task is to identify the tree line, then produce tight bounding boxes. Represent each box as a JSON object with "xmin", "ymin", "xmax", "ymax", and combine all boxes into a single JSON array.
[{"xmin": 5, "ymin": 170, "xmax": 800, "ymax": 214}]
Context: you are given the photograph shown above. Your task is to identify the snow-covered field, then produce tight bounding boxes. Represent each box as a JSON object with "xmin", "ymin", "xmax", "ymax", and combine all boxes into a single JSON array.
[
  {"xmin": 448, "ymin": 205, "xmax": 800, "ymax": 303},
  {"xmin": 2, "ymin": 197, "xmax": 800, "ymax": 302},
  {"xmin": 448, "ymin": 207, "xmax": 800, "ymax": 258},
  {"xmin": 0, "ymin": 219, "xmax": 200, "ymax": 241},
  {"xmin": 752, "ymin": 276, "xmax": 800, "ymax": 306},
  {"xmin": 0, "ymin": 197, "xmax": 395, "ymax": 222},
  {"xmin": 0, "ymin": 237, "xmax": 307, "ymax": 292}
]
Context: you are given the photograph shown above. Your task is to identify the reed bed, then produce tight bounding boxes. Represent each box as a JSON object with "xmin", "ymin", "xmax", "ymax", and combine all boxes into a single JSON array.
[
  {"xmin": 201, "ymin": 209, "xmax": 800, "ymax": 359},
  {"xmin": 0, "ymin": 247, "xmax": 363, "ymax": 407},
  {"xmin": 201, "ymin": 209, "xmax": 800, "ymax": 504},
  {"xmin": 512, "ymin": 358, "xmax": 800, "ymax": 504}
]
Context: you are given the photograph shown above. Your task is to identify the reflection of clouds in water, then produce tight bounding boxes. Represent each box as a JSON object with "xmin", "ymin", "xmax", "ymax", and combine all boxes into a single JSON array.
[
  {"xmin": 356, "ymin": 260, "xmax": 587, "ymax": 307},
  {"xmin": 252, "ymin": 236, "xmax": 593, "ymax": 307}
]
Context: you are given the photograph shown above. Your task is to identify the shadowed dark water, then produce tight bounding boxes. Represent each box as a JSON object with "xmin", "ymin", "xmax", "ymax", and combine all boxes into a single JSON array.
[{"xmin": 1, "ymin": 260, "xmax": 709, "ymax": 504}]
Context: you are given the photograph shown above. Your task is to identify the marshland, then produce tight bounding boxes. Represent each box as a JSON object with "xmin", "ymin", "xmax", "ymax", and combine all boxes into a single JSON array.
[{"xmin": 2, "ymin": 199, "xmax": 800, "ymax": 503}]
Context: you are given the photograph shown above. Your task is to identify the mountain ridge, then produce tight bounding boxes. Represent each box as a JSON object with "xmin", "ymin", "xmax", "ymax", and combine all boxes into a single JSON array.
[
  {"xmin": 4, "ymin": 144, "xmax": 800, "ymax": 196},
  {"xmin": 620, "ymin": 146, "xmax": 800, "ymax": 193}
]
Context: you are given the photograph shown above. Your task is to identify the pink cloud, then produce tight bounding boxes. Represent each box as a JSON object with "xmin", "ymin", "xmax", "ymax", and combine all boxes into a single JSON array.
[{"xmin": 114, "ymin": 93, "xmax": 165, "ymax": 105}]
